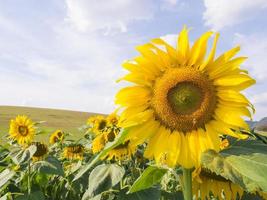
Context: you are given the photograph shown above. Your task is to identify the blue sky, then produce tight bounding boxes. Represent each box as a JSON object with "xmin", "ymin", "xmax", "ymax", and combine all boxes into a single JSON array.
[{"xmin": 0, "ymin": 0, "xmax": 267, "ymax": 120}]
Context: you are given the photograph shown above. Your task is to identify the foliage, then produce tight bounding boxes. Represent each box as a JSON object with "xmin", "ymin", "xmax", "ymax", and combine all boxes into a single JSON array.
[{"xmin": 1, "ymin": 114, "xmax": 267, "ymax": 200}]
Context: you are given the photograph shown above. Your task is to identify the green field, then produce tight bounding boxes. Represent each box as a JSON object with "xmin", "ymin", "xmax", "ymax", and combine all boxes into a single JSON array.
[{"xmin": 0, "ymin": 106, "xmax": 99, "ymax": 144}]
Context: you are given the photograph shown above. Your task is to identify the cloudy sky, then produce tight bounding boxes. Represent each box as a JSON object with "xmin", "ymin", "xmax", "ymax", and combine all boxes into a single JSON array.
[{"xmin": 0, "ymin": 0, "xmax": 267, "ymax": 120}]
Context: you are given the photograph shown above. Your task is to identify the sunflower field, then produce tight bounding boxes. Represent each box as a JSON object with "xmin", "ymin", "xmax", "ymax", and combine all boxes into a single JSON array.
[{"xmin": 1, "ymin": 27, "xmax": 267, "ymax": 200}]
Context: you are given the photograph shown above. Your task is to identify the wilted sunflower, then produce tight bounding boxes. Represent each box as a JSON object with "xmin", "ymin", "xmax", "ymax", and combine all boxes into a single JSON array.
[
  {"xmin": 49, "ymin": 129, "xmax": 64, "ymax": 144},
  {"xmin": 63, "ymin": 145, "xmax": 84, "ymax": 160},
  {"xmin": 105, "ymin": 140, "xmax": 136, "ymax": 161},
  {"xmin": 32, "ymin": 142, "xmax": 48, "ymax": 161},
  {"xmin": 87, "ymin": 115, "xmax": 108, "ymax": 135},
  {"xmin": 9, "ymin": 115, "xmax": 35, "ymax": 145},
  {"xmin": 192, "ymin": 169, "xmax": 244, "ymax": 200},
  {"xmin": 116, "ymin": 27, "xmax": 255, "ymax": 168}
]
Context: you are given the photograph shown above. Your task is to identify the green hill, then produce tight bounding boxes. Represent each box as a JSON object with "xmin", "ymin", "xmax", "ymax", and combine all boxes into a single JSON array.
[{"xmin": 0, "ymin": 106, "xmax": 99, "ymax": 144}]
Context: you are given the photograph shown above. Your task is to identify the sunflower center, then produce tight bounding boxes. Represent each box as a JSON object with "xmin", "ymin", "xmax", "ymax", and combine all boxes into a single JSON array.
[
  {"xmin": 18, "ymin": 126, "xmax": 28, "ymax": 136},
  {"xmin": 152, "ymin": 67, "xmax": 217, "ymax": 133},
  {"xmin": 167, "ymin": 83, "xmax": 203, "ymax": 115}
]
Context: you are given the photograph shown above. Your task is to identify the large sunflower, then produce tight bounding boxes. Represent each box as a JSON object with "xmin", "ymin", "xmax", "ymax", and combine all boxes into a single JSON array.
[
  {"xmin": 116, "ymin": 27, "xmax": 255, "ymax": 168},
  {"xmin": 9, "ymin": 115, "xmax": 35, "ymax": 145}
]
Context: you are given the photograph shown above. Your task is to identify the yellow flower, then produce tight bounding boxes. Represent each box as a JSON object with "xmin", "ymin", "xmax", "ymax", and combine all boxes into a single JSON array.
[
  {"xmin": 116, "ymin": 27, "xmax": 255, "ymax": 168},
  {"xmin": 106, "ymin": 112, "xmax": 119, "ymax": 126},
  {"xmin": 32, "ymin": 142, "xmax": 48, "ymax": 161},
  {"xmin": 9, "ymin": 115, "xmax": 35, "ymax": 145},
  {"xmin": 104, "ymin": 140, "xmax": 136, "ymax": 161},
  {"xmin": 63, "ymin": 145, "xmax": 84, "ymax": 160},
  {"xmin": 220, "ymin": 138, "xmax": 230, "ymax": 150},
  {"xmin": 192, "ymin": 169, "xmax": 244, "ymax": 200},
  {"xmin": 87, "ymin": 115, "xmax": 108, "ymax": 135},
  {"xmin": 49, "ymin": 130, "xmax": 64, "ymax": 144},
  {"xmin": 92, "ymin": 134, "xmax": 106, "ymax": 154}
]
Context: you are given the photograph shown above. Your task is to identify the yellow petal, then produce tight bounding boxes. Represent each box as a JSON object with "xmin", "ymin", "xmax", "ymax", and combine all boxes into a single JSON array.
[
  {"xmin": 188, "ymin": 31, "xmax": 213, "ymax": 66},
  {"xmin": 178, "ymin": 26, "xmax": 190, "ymax": 60}
]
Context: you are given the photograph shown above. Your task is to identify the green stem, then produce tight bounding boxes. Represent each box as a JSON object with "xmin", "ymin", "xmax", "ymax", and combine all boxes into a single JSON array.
[
  {"xmin": 182, "ymin": 168, "xmax": 192, "ymax": 200},
  {"xmin": 28, "ymin": 160, "xmax": 31, "ymax": 195}
]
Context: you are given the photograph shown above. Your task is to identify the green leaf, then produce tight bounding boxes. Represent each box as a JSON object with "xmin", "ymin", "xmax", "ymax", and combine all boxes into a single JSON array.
[
  {"xmin": 10, "ymin": 145, "xmax": 37, "ymax": 165},
  {"xmin": 33, "ymin": 156, "xmax": 64, "ymax": 176},
  {"xmin": 118, "ymin": 187, "xmax": 161, "ymax": 200},
  {"xmin": 82, "ymin": 164, "xmax": 125, "ymax": 199},
  {"xmin": 201, "ymin": 139, "xmax": 267, "ymax": 193},
  {"xmin": 129, "ymin": 166, "xmax": 168, "ymax": 193},
  {"xmin": 0, "ymin": 169, "xmax": 15, "ymax": 188},
  {"xmin": 15, "ymin": 190, "xmax": 45, "ymax": 200},
  {"xmin": 0, "ymin": 193, "xmax": 10, "ymax": 200},
  {"xmin": 73, "ymin": 129, "xmax": 129, "ymax": 181}
]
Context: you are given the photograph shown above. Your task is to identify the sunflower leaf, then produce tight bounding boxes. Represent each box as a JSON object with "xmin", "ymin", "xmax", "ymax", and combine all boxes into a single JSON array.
[
  {"xmin": 129, "ymin": 165, "xmax": 168, "ymax": 193},
  {"xmin": 0, "ymin": 169, "xmax": 15, "ymax": 189},
  {"xmin": 201, "ymin": 139, "xmax": 267, "ymax": 193},
  {"xmin": 118, "ymin": 187, "xmax": 161, "ymax": 200},
  {"xmin": 82, "ymin": 164, "xmax": 125, "ymax": 199}
]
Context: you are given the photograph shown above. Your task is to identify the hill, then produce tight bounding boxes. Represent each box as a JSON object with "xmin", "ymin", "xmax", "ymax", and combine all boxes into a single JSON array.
[{"xmin": 0, "ymin": 106, "xmax": 99, "ymax": 143}]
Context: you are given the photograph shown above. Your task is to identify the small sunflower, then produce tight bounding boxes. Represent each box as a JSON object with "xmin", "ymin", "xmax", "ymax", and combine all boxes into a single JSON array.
[
  {"xmin": 105, "ymin": 140, "xmax": 136, "ymax": 161},
  {"xmin": 106, "ymin": 112, "xmax": 119, "ymax": 127},
  {"xmin": 49, "ymin": 129, "xmax": 64, "ymax": 144},
  {"xmin": 32, "ymin": 142, "xmax": 48, "ymax": 161},
  {"xmin": 9, "ymin": 115, "xmax": 35, "ymax": 145},
  {"xmin": 193, "ymin": 169, "xmax": 244, "ymax": 200},
  {"xmin": 92, "ymin": 134, "xmax": 106, "ymax": 154},
  {"xmin": 220, "ymin": 138, "xmax": 230, "ymax": 150},
  {"xmin": 116, "ymin": 27, "xmax": 255, "ymax": 168},
  {"xmin": 63, "ymin": 145, "xmax": 84, "ymax": 160},
  {"xmin": 87, "ymin": 115, "xmax": 108, "ymax": 135}
]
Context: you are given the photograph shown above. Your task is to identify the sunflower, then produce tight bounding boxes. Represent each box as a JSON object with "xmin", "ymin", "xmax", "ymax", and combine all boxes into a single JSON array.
[
  {"xmin": 87, "ymin": 115, "xmax": 108, "ymax": 135},
  {"xmin": 116, "ymin": 27, "xmax": 255, "ymax": 168},
  {"xmin": 92, "ymin": 134, "xmax": 106, "ymax": 154},
  {"xmin": 63, "ymin": 145, "xmax": 84, "ymax": 160},
  {"xmin": 49, "ymin": 129, "xmax": 64, "ymax": 144},
  {"xmin": 32, "ymin": 142, "xmax": 48, "ymax": 161},
  {"xmin": 91, "ymin": 128, "xmax": 119, "ymax": 153},
  {"xmin": 104, "ymin": 140, "xmax": 136, "ymax": 161},
  {"xmin": 192, "ymin": 169, "xmax": 244, "ymax": 200},
  {"xmin": 9, "ymin": 115, "xmax": 35, "ymax": 145},
  {"xmin": 106, "ymin": 112, "xmax": 119, "ymax": 127}
]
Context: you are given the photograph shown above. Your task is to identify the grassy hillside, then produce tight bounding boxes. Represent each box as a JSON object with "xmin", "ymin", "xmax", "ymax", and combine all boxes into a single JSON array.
[{"xmin": 0, "ymin": 106, "xmax": 98, "ymax": 143}]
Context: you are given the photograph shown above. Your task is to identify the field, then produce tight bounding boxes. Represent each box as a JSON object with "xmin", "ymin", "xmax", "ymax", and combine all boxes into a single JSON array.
[{"xmin": 0, "ymin": 106, "xmax": 98, "ymax": 144}]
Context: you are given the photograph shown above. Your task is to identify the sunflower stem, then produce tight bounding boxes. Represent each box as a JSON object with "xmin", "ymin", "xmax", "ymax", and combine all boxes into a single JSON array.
[
  {"xmin": 27, "ymin": 160, "xmax": 31, "ymax": 196},
  {"xmin": 182, "ymin": 168, "xmax": 192, "ymax": 200}
]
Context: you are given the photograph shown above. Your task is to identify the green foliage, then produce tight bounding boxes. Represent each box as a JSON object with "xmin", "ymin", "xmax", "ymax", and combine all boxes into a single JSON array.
[
  {"xmin": 201, "ymin": 139, "xmax": 267, "ymax": 193},
  {"xmin": 82, "ymin": 164, "xmax": 125, "ymax": 199},
  {"xmin": 33, "ymin": 156, "xmax": 64, "ymax": 176},
  {"xmin": 0, "ymin": 169, "xmax": 15, "ymax": 189},
  {"xmin": 73, "ymin": 128, "xmax": 129, "ymax": 181},
  {"xmin": 129, "ymin": 165, "xmax": 168, "ymax": 193},
  {"xmin": 118, "ymin": 187, "xmax": 161, "ymax": 200}
]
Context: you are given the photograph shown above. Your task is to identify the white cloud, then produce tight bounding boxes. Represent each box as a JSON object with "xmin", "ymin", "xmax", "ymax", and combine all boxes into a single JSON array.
[
  {"xmin": 234, "ymin": 33, "xmax": 267, "ymax": 81},
  {"xmin": 233, "ymin": 33, "xmax": 267, "ymax": 120},
  {"xmin": 203, "ymin": 0, "xmax": 267, "ymax": 30},
  {"xmin": 65, "ymin": 0, "xmax": 155, "ymax": 33},
  {"xmin": 0, "ymin": 2, "xmax": 145, "ymax": 114}
]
